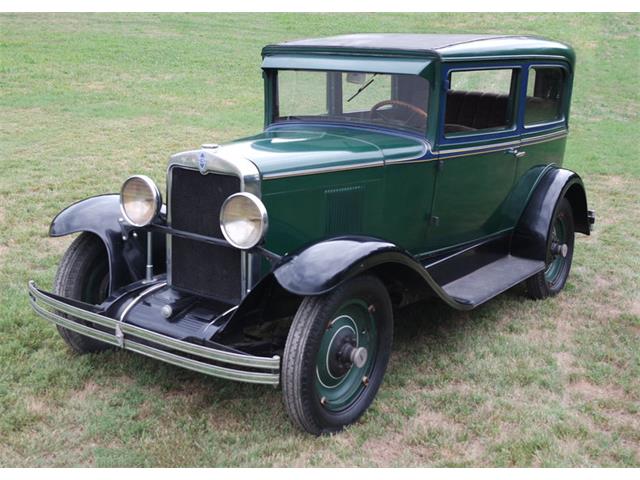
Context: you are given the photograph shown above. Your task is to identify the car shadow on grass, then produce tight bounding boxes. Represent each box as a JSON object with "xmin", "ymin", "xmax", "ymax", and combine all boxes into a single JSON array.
[{"xmin": 72, "ymin": 285, "xmax": 529, "ymax": 439}]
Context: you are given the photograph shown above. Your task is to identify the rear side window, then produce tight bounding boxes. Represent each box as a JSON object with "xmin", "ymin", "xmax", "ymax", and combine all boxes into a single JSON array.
[
  {"xmin": 444, "ymin": 68, "xmax": 518, "ymax": 137},
  {"xmin": 524, "ymin": 67, "xmax": 565, "ymax": 126}
]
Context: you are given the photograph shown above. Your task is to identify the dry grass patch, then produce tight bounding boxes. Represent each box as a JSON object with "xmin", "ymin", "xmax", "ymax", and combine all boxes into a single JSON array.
[{"xmin": 567, "ymin": 380, "xmax": 627, "ymax": 402}]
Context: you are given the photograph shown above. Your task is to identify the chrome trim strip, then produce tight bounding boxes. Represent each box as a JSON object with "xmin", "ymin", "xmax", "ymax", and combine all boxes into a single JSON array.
[
  {"xmin": 206, "ymin": 305, "xmax": 238, "ymax": 328},
  {"xmin": 262, "ymin": 130, "xmax": 567, "ymax": 174},
  {"xmin": 119, "ymin": 281, "xmax": 167, "ymax": 322},
  {"xmin": 434, "ymin": 131, "xmax": 567, "ymax": 160},
  {"xmin": 262, "ymin": 160, "xmax": 384, "ymax": 180},
  {"xmin": 385, "ymin": 156, "xmax": 438, "ymax": 165},
  {"xmin": 521, "ymin": 129, "xmax": 568, "ymax": 140},
  {"xmin": 30, "ymin": 298, "xmax": 121, "ymax": 347},
  {"xmin": 437, "ymin": 138, "xmax": 520, "ymax": 155},
  {"xmin": 435, "ymin": 130, "xmax": 567, "ymax": 155},
  {"xmin": 523, "ymin": 119, "xmax": 566, "ymax": 130},
  {"xmin": 167, "ymin": 147, "xmax": 262, "ymax": 297},
  {"xmin": 168, "ymin": 149, "xmax": 261, "ymax": 196},
  {"xmin": 28, "ymin": 281, "xmax": 280, "ymax": 385},
  {"xmin": 440, "ymin": 54, "xmax": 571, "ymax": 63},
  {"xmin": 126, "ymin": 341, "xmax": 278, "ymax": 384},
  {"xmin": 521, "ymin": 131, "xmax": 568, "ymax": 146}
]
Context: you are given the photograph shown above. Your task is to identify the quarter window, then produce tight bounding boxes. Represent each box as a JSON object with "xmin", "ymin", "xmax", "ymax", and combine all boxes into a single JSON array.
[
  {"xmin": 524, "ymin": 67, "xmax": 565, "ymax": 126},
  {"xmin": 444, "ymin": 68, "xmax": 517, "ymax": 136}
]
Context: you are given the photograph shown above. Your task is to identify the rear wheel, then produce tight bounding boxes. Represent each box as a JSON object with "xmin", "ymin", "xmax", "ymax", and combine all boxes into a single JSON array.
[
  {"xmin": 282, "ymin": 275, "xmax": 393, "ymax": 435},
  {"xmin": 54, "ymin": 233, "xmax": 112, "ymax": 353},
  {"xmin": 525, "ymin": 197, "xmax": 575, "ymax": 299}
]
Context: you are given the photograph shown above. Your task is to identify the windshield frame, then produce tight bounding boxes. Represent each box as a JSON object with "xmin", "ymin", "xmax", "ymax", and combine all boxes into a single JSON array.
[{"xmin": 266, "ymin": 68, "xmax": 432, "ymax": 137}]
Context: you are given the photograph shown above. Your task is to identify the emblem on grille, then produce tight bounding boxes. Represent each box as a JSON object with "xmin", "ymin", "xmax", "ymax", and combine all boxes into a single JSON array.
[{"xmin": 198, "ymin": 152, "xmax": 207, "ymax": 174}]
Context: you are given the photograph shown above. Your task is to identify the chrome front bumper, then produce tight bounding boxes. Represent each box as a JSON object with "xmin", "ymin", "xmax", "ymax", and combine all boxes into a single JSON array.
[{"xmin": 28, "ymin": 281, "xmax": 280, "ymax": 385}]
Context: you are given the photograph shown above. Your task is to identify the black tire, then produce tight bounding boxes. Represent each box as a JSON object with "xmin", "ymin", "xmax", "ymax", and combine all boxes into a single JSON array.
[
  {"xmin": 525, "ymin": 197, "xmax": 575, "ymax": 300},
  {"xmin": 53, "ymin": 233, "xmax": 112, "ymax": 353},
  {"xmin": 282, "ymin": 275, "xmax": 393, "ymax": 435}
]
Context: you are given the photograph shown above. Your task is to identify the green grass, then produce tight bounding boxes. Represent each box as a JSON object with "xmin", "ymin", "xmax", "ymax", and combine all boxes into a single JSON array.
[{"xmin": 1, "ymin": 13, "xmax": 639, "ymax": 467}]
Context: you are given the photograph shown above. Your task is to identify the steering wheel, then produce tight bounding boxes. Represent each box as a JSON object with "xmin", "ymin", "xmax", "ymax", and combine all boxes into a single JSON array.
[{"xmin": 370, "ymin": 100, "xmax": 428, "ymax": 124}]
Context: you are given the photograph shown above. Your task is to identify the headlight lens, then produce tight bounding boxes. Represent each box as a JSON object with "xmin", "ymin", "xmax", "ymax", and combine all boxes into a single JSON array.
[
  {"xmin": 120, "ymin": 175, "xmax": 162, "ymax": 227},
  {"xmin": 220, "ymin": 192, "xmax": 268, "ymax": 249}
]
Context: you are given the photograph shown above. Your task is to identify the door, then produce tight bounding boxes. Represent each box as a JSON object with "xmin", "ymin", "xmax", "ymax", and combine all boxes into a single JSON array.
[{"xmin": 427, "ymin": 65, "xmax": 522, "ymax": 251}]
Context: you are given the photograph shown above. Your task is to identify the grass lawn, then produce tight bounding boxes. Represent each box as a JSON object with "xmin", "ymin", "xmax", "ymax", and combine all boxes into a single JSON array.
[{"xmin": 0, "ymin": 13, "xmax": 638, "ymax": 467}]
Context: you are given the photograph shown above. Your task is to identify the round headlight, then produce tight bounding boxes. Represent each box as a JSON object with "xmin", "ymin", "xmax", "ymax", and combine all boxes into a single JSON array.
[
  {"xmin": 120, "ymin": 175, "xmax": 162, "ymax": 227},
  {"xmin": 220, "ymin": 192, "xmax": 268, "ymax": 250}
]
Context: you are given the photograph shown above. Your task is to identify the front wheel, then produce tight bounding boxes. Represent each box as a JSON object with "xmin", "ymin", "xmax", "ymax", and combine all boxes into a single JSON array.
[
  {"xmin": 54, "ymin": 233, "xmax": 112, "ymax": 353},
  {"xmin": 525, "ymin": 197, "xmax": 575, "ymax": 299},
  {"xmin": 282, "ymin": 275, "xmax": 393, "ymax": 435}
]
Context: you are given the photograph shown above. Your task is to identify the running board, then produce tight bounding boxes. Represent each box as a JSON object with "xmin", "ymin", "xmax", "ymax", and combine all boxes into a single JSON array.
[{"xmin": 440, "ymin": 255, "xmax": 544, "ymax": 307}]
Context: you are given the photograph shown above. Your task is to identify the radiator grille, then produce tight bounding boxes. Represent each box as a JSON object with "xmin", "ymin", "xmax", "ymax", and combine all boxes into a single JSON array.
[{"xmin": 169, "ymin": 167, "xmax": 242, "ymax": 303}]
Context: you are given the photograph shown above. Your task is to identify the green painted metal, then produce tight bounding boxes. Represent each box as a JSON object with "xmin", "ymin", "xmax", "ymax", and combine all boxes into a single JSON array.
[
  {"xmin": 262, "ymin": 159, "xmax": 387, "ymax": 256},
  {"xmin": 428, "ymin": 146, "xmax": 519, "ymax": 250},
  {"xmin": 261, "ymin": 54, "xmax": 432, "ymax": 75},
  {"xmin": 240, "ymin": 36, "xmax": 576, "ymax": 265},
  {"xmin": 437, "ymin": 37, "xmax": 575, "ymax": 65},
  {"xmin": 225, "ymin": 124, "xmax": 431, "ymax": 257},
  {"xmin": 262, "ymin": 35, "xmax": 575, "ymax": 67},
  {"xmin": 222, "ymin": 125, "xmax": 426, "ymax": 179},
  {"xmin": 314, "ymin": 299, "xmax": 376, "ymax": 411},
  {"xmin": 252, "ymin": 130, "xmax": 567, "ymax": 260}
]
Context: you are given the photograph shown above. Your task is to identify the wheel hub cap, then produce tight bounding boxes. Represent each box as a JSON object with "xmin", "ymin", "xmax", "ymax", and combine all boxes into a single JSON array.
[
  {"xmin": 315, "ymin": 300, "xmax": 377, "ymax": 412},
  {"xmin": 545, "ymin": 216, "xmax": 568, "ymax": 284},
  {"xmin": 551, "ymin": 242, "xmax": 568, "ymax": 258},
  {"xmin": 349, "ymin": 346, "xmax": 368, "ymax": 368}
]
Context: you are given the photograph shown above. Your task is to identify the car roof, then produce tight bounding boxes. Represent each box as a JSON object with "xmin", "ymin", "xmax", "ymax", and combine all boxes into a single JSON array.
[{"xmin": 262, "ymin": 33, "xmax": 575, "ymax": 65}]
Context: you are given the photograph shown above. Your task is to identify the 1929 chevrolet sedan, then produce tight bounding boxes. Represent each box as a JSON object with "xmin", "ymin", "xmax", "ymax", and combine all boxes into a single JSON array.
[{"xmin": 29, "ymin": 34, "xmax": 595, "ymax": 434}]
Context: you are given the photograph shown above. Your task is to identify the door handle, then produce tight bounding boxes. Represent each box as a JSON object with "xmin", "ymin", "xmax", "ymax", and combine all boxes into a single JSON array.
[{"xmin": 506, "ymin": 148, "xmax": 527, "ymax": 159}]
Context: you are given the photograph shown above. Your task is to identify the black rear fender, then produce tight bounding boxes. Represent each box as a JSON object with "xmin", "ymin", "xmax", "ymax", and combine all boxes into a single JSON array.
[{"xmin": 512, "ymin": 167, "xmax": 591, "ymax": 261}]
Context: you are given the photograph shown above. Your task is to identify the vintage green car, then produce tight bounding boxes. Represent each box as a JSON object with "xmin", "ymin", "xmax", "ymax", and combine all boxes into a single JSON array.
[{"xmin": 29, "ymin": 34, "xmax": 595, "ymax": 435}]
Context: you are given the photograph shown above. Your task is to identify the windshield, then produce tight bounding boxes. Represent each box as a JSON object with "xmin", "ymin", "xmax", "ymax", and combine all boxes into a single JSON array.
[{"xmin": 275, "ymin": 70, "xmax": 430, "ymax": 134}]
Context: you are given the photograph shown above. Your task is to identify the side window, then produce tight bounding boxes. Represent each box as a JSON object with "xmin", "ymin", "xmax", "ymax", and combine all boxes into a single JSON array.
[
  {"xmin": 444, "ymin": 68, "xmax": 517, "ymax": 137},
  {"xmin": 524, "ymin": 67, "xmax": 565, "ymax": 126}
]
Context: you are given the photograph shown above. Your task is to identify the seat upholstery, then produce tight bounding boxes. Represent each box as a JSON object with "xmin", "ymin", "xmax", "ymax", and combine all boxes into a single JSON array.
[{"xmin": 445, "ymin": 91, "xmax": 509, "ymax": 132}]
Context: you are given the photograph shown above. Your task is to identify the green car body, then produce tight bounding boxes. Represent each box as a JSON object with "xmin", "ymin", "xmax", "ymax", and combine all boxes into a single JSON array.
[
  {"xmin": 29, "ymin": 34, "xmax": 594, "ymax": 434},
  {"xmin": 221, "ymin": 34, "xmax": 577, "ymax": 265}
]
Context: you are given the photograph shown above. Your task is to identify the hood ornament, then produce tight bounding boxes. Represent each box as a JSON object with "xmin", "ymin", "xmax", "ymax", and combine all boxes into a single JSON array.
[{"xmin": 198, "ymin": 151, "xmax": 207, "ymax": 174}]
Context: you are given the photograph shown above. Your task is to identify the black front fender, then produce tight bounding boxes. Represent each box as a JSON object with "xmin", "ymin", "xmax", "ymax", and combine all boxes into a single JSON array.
[
  {"xmin": 271, "ymin": 236, "xmax": 471, "ymax": 310},
  {"xmin": 49, "ymin": 194, "xmax": 165, "ymax": 293}
]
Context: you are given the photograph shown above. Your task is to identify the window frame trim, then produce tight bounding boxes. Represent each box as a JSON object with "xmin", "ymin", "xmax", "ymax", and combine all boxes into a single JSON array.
[
  {"xmin": 271, "ymin": 68, "xmax": 432, "ymax": 136},
  {"xmin": 521, "ymin": 62, "xmax": 570, "ymax": 131},
  {"xmin": 438, "ymin": 63, "xmax": 523, "ymax": 145}
]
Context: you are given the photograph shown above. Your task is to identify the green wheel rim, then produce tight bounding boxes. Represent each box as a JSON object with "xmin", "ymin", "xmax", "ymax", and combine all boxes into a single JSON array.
[
  {"xmin": 545, "ymin": 216, "xmax": 567, "ymax": 285},
  {"xmin": 315, "ymin": 299, "xmax": 377, "ymax": 412}
]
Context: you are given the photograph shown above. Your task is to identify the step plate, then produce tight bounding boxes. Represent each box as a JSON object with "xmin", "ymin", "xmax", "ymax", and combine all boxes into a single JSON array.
[{"xmin": 442, "ymin": 255, "xmax": 545, "ymax": 307}]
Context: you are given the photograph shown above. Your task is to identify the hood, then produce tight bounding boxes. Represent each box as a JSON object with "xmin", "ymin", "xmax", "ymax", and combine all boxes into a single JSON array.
[{"xmin": 216, "ymin": 124, "xmax": 428, "ymax": 179}]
